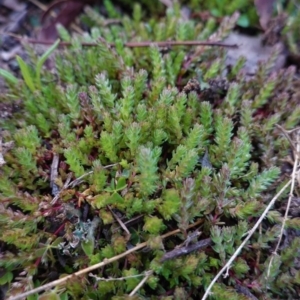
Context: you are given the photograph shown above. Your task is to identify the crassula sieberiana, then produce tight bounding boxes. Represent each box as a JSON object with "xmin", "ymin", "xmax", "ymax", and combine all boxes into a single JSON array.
[{"xmin": 1, "ymin": 1, "xmax": 300, "ymax": 299}]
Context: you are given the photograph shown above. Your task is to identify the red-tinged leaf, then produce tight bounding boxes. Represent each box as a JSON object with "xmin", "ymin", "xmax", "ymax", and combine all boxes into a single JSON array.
[{"xmin": 254, "ymin": 0, "xmax": 276, "ymax": 30}]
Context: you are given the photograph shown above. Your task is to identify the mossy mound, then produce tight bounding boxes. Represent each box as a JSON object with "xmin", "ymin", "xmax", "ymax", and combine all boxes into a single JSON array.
[{"xmin": 1, "ymin": 1, "xmax": 300, "ymax": 299}]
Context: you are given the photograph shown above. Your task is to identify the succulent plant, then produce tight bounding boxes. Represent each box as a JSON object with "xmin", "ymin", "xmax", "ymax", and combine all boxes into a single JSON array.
[{"xmin": 0, "ymin": 1, "xmax": 300, "ymax": 299}]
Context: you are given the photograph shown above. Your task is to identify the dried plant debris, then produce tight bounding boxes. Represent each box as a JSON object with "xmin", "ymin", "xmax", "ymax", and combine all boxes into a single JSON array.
[
  {"xmin": 262, "ymin": 13, "xmax": 288, "ymax": 46},
  {"xmin": 224, "ymin": 32, "xmax": 287, "ymax": 76},
  {"xmin": 182, "ymin": 78, "xmax": 201, "ymax": 94},
  {"xmin": 0, "ymin": 1, "xmax": 300, "ymax": 299},
  {"xmin": 38, "ymin": 0, "xmax": 93, "ymax": 40},
  {"xmin": 254, "ymin": 0, "xmax": 277, "ymax": 30},
  {"xmin": 0, "ymin": 138, "xmax": 14, "ymax": 166}
]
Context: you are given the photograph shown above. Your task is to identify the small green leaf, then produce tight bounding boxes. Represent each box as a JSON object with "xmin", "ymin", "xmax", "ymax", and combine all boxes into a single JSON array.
[
  {"xmin": 81, "ymin": 236, "xmax": 95, "ymax": 256},
  {"xmin": 237, "ymin": 15, "xmax": 250, "ymax": 27},
  {"xmin": 51, "ymin": 237, "xmax": 64, "ymax": 247},
  {"xmin": 124, "ymin": 268, "xmax": 140, "ymax": 292},
  {"xmin": 27, "ymin": 294, "xmax": 38, "ymax": 300},
  {"xmin": 59, "ymin": 293, "xmax": 68, "ymax": 300},
  {"xmin": 108, "ymin": 179, "xmax": 115, "ymax": 190},
  {"xmin": 210, "ymin": 8, "xmax": 221, "ymax": 17},
  {"xmin": 0, "ymin": 271, "xmax": 13, "ymax": 284},
  {"xmin": 93, "ymin": 193, "xmax": 110, "ymax": 208},
  {"xmin": 16, "ymin": 55, "xmax": 35, "ymax": 92},
  {"xmin": 34, "ymin": 247, "xmax": 47, "ymax": 257},
  {"xmin": 38, "ymin": 291, "xmax": 60, "ymax": 300},
  {"xmin": 36, "ymin": 39, "xmax": 60, "ymax": 89},
  {"xmin": 116, "ymin": 177, "xmax": 127, "ymax": 191},
  {"xmin": 27, "ymin": 295, "xmax": 38, "ymax": 300},
  {"xmin": 101, "ymin": 244, "xmax": 115, "ymax": 258},
  {"xmin": 107, "ymin": 192, "xmax": 125, "ymax": 204},
  {"xmin": 143, "ymin": 216, "xmax": 166, "ymax": 235},
  {"xmin": 147, "ymin": 275, "xmax": 159, "ymax": 289},
  {"xmin": 0, "ymin": 68, "xmax": 18, "ymax": 84}
]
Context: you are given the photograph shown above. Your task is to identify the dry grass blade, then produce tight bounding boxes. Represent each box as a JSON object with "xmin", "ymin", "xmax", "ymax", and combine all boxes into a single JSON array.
[
  {"xmin": 267, "ymin": 127, "xmax": 300, "ymax": 277},
  {"xmin": 202, "ymin": 178, "xmax": 292, "ymax": 300},
  {"xmin": 129, "ymin": 270, "xmax": 154, "ymax": 296},
  {"xmin": 0, "ymin": 138, "xmax": 14, "ymax": 167},
  {"xmin": 108, "ymin": 205, "xmax": 131, "ymax": 240},
  {"xmin": 254, "ymin": 0, "xmax": 276, "ymax": 30}
]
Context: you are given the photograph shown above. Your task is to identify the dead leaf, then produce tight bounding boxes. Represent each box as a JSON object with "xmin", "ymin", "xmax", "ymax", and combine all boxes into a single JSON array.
[
  {"xmin": 224, "ymin": 32, "xmax": 286, "ymax": 76},
  {"xmin": 1, "ymin": 0, "xmax": 26, "ymax": 12},
  {"xmin": 262, "ymin": 13, "xmax": 287, "ymax": 46},
  {"xmin": 254, "ymin": 0, "xmax": 277, "ymax": 30},
  {"xmin": 1, "ymin": 45, "xmax": 22, "ymax": 61},
  {"xmin": 38, "ymin": 0, "xmax": 95, "ymax": 41},
  {"xmin": 0, "ymin": 138, "xmax": 14, "ymax": 167}
]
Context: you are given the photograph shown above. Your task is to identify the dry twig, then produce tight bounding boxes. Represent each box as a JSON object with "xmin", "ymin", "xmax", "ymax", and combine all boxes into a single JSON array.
[
  {"xmin": 202, "ymin": 179, "xmax": 292, "ymax": 300},
  {"xmin": 108, "ymin": 205, "xmax": 131, "ymax": 240},
  {"xmin": 267, "ymin": 127, "xmax": 300, "ymax": 278},
  {"xmin": 8, "ymin": 219, "xmax": 204, "ymax": 300},
  {"xmin": 50, "ymin": 172, "xmax": 72, "ymax": 205},
  {"xmin": 50, "ymin": 153, "xmax": 59, "ymax": 192},
  {"xmin": 89, "ymin": 272, "xmax": 149, "ymax": 282},
  {"xmin": 160, "ymin": 237, "xmax": 211, "ymax": 262},
  {"xmin": 275, "ymin": 124, "xmax": 300, "ymax": 157},
  {"xmin": 8, "ymin": 33, "xmax": 238, "ymax": 49},
  {"xmin": 129, "ymin": 270, "xmax": 153, "ymax": 297}
]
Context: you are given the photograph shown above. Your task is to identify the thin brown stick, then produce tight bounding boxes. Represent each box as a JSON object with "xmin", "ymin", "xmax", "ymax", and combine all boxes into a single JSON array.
[
  {"xmin": 160, "ymin": 238, "xmax": 211, "ymax": 262},
  {"xmin": 112, "ymin": 214, "xmax": 144, "ymax": 233},
  {"xmin": 108, "ymin": 205, "xmax": 131, "ymax": 240},
  {"xmin": 275, "ymin": 124, "xmax": 299, "ymax": 158},
  {"xmin": 8, "ymin": 219, "xmax": 204, "ymax": 300},
  {"xmin": 8, "ymin": 34, "xmax": 238, "ymax": 48},
  {"xmin": 121, "ymin": 40, "xmax": 238, "ymax": 48},
  {"xmin": 285, "ymin": 127, "xmax": 300, "ymax": 134}
]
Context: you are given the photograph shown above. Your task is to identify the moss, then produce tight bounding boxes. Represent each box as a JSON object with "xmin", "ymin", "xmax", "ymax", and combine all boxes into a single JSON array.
[{"xmin": 0, "ymin": 1, "xmax": 300, "ymax": 299}]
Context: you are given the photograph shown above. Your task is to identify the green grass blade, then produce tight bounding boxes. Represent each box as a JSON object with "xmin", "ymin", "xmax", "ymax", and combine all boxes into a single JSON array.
[
  {"xmin": 0, "ymin": 68, "xmax": 18, "ymax": 85},
  {"xmin": 16, "ymin": 55, "xmax": 35, "ymax": 92},
  {"xmin": 36, "ymin": 39, "xmax": 60, "ymax": 89}
]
